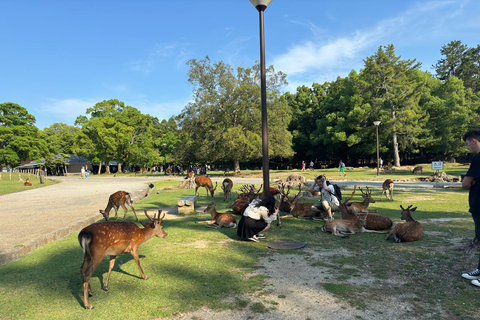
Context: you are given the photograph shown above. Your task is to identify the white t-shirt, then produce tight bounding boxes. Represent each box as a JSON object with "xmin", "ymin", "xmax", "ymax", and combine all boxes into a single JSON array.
[{"xmin": 321, "ymin": 185, "xmax": 340, "ymax": 206}]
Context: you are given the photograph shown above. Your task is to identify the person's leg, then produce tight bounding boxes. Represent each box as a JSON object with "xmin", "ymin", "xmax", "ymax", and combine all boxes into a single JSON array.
[
  {"xmin": 322, "ymin": 200, "xmax": 332, "ymax": 219},
  {"xmin": 472, "ymin": 210, "xmax": 480, "ymax": 241}
]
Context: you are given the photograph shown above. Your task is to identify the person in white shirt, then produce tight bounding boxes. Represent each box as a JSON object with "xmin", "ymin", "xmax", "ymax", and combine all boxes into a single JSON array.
[
  {"xmin": 309, "ymin": 175, "xmax": 339, "ymax": 221},
  {"xmin": 237, "ymin": 197, "xmax": 278, "ymax": 242}
]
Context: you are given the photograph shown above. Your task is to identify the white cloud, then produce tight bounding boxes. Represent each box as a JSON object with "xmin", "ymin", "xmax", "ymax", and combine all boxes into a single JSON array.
[
  {"xmin": 272, "ymin": 0, "xmax": 469, "ymax": 86},
  {"xmin": 129, "ymin": 97, "xmax": 192, "ymax": 121},
  {"xmin": 36, "ymin": 98, "xmax": 96, "ymax": 128},
  {"xmin": 128, "ymin": 42, "xmax": 191, "ymax": 74}
]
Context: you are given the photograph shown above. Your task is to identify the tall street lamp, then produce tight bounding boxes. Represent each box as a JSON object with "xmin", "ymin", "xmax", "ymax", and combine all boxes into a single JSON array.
[
  {"xmin": 162, "ymin": 142, "xmax": 167, "ymax": 175},
  {"xmin": 250, "ymin": 0, "xmax": 272, "ymax": 200},
  {"xmin": 373, "ymin": 121, "xmax": 381, "ymax": 176}
]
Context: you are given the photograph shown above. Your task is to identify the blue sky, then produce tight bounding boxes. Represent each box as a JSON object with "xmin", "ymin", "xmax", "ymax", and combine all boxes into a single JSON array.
[{"xmin": 1, "ymin": 0, "xmax": 479, "ymax": 130}]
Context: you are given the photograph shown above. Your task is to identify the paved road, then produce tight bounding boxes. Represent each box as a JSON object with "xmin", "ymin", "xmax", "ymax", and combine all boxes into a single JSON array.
[{"xmin": 0, "ymin": 174, "xmax": 461, "ymax": 264}]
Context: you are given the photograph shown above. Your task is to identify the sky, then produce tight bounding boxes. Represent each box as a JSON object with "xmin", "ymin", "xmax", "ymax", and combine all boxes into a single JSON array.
[{"xmin": 1, "ymin": 0, "xmax": 479, "ymax": 130}]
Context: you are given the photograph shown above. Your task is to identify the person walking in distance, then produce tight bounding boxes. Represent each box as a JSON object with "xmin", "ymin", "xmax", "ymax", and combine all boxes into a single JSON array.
[
  {"xmin": 301, "ymin": 161, "xmax": 306, "ymax": 172},
  {"xmin": 461, "ymin": 130, "xmax": 480, "ymax": 286},
  {"xmin": 81, "ymin": 166, "xmax": 85, "ymax": 179},
  {"xmin": 338, "ymin": 160, "xmax": 346, "ymax": 177}
]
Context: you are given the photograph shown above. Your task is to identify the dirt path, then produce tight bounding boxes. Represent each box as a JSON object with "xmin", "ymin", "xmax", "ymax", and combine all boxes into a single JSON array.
[{"xmin": 0, "ymin": 176, "xmax": 154, "ymax": 264}]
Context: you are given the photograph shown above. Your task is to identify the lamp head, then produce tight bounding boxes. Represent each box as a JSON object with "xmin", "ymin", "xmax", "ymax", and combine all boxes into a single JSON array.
[
  {"xmin": 250, "ymin": 0, "xmax": 272, "ymax": 11},
  {"xmin": 373, "ymin": 121, "xmax": 381, "ymax": 126}
]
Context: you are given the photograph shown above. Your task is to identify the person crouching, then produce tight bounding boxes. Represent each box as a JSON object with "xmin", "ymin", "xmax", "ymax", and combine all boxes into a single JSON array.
[{"xmin": 237, "ymin": 196, "xmax": 278, "ymax": 242}]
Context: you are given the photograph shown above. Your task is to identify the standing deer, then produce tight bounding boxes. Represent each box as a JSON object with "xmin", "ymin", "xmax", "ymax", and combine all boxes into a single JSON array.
[
  {"xmin": 385, "ymin": 205, "xmax": 423, "ymax": 242},
  {"xmin": 78, "ymin": 210, "xmax": 167, "ymax": 309},
  {"xmin": 100, "ymin": 190, "xmax": 138, "ymax": 221},
  {"xmin": 194, "ymin": 176, "xmax": 217, "ymax": 197},
  {"xmin": 196, "ymin": 201, "xmax": 237, "ymax": 228},
  {"xmin": 221, "ymin": 178, "xmax": 233, "ymax": 201},
  {"xmin": 382, "ymin": 179, "xmax": 394, "ymax": 201},
  {"xmin": 412, "ymin": 166, "xmax": 424, "ymax": 174}
]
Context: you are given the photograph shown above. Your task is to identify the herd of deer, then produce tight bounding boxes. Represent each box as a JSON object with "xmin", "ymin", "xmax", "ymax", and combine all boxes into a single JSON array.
[{"xmin": 77, "ymin": 174, "xmax": 422, "ymax": 309}]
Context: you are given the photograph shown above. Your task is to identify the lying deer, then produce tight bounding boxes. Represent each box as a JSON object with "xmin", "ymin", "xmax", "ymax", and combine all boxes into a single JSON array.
[
  {"xmin": 195, "ymin": 176, "xmax": 217, "ymax": 197},
  {"xmin": 230, "ymin": 198, "xmax": 250, "ymax": 215},
  {"xmin": 196, "ymin": 201, "xmax": 237, "ymax": 228},
  {"xmin": 412, "ymin": 166, "xmax": 423, "ymax": 174},
  {"xmin": 221, "ymin": 178, "xmax": 233, "ymax": 201},
  {"xmin": 323, "ymin": 200, "xmax": 387, "ymax": 237},
  {"xmin": 382, "ymin": 179, "xmax": 394, "ymax": 201},
  {"xmin": 280, "ymin": 185, "xmax": 327, "ymax": 220},
  {"xmin": 345, "ymin": 186, "xmax": 375, "ymax": 214},
  {"xmin": 385, "ymin": 205, "xmax": 423, "ymax": 242},
  {"xmin": 79, "ymin": 210, "xmax": 167, "ymax": 309},
  {"xmin": 24, "ymin": 178, "xmax": 33, "ymax": 186},
  {"xmin": 100, "ymin": 190, "xmax": 138, "ymax": 221}
]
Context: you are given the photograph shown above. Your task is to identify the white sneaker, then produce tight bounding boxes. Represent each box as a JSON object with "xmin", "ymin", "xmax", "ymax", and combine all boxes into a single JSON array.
[
  {"xmin": 462, "ymin": 269, "xmax": 480, "ymax": 280},
  {"xmin": 472, "ymin": 279, "xmax": 480, "ymax": 287},
  {"xmin": 248, "ymin": 235, "xmax": 259, "ymax": 242}
]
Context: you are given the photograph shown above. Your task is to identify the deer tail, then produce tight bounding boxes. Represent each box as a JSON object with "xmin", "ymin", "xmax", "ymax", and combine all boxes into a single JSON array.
[
  {"xmin": 78, "ymin": 232, "xmax": 93, "ymax": 256},
  {"xmin": 127, "ymin": 193, "xmax": 134, "ymax": 205}
]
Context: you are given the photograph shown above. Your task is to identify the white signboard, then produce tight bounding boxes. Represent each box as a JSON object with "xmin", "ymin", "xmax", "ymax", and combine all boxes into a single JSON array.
[{"xmin": 432, "ymin": 161, "xmax": 444, "ymax": 170}]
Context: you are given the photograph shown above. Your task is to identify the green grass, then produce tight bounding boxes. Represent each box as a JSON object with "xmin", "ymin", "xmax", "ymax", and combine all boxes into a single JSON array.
[
  {"xmin": 0, "ymin": 172, "xmax": 58, "ymax": 195},
  {"xmin": 0, "ymin": 166, "xmax": 478, "ymax": 319}
]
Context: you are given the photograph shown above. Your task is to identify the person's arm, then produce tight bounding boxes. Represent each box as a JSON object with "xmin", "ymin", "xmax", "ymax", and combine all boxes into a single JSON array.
[{"xmin": 463, "ymin": 176, "xmax": 475, "ymax": 189}]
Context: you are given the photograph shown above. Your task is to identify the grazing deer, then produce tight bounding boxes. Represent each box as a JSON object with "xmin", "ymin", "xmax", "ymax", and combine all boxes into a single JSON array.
[
  {"xmin": 194, "ymin": 176, "xmax": 217, "ymax": 197},
  {"xmin": 78, "ymin": 210, "xmax": 167, "ymax": 309},
  {"xmin": 385, "ymin": 205, "xmax": 423, "ymax": 242},
  {"xmin": 221, "ymin": 178, "xmax": 233, "ymax": 201},
  {"xmin": 196, "ymin": 201, "xmax": 237, "ymax": 228},
  {"xmin": 24, "ymin": 178, "xmax": 33, "ymax": 186},
  {"xmin": 412, "ymin": 166, "xmax": 424, "ymax": 174},
  {"xmin": 382, "ymin": 179, "xmax": 394, "ymax": 201},
  {"xmin": 100, "ymin": 190, "xmax": 138, "ymax": 221}
]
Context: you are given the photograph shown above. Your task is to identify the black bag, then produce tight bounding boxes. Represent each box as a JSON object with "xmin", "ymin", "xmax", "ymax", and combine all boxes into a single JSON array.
[{"xmin": 326, "ymin": 181, "xmax": 342, "ymax": 200}]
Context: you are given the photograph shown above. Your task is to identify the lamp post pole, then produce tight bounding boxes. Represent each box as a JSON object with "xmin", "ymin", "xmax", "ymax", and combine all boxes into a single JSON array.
[
  {"xmin": 251, "ymin": 0, "xmax": 272, "ymax": 200},
  {"xmin": 162, "ymin": 142, "xmax": 167, "ymax": 176},
  {"xmin": 373, "ymin": 121, "xmax": 381, "ymax": 176}
]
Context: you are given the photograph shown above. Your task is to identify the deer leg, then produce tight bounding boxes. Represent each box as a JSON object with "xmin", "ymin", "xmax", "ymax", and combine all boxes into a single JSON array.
[
  {"xmin": 82, "ymin": 257, "xmax": 103, "ymax": 309},
  {"xmin": 80, "ymin": 254, "xmax": 92, "ymax": 297},
  {"xmin": 103, "ymin": 255, "xmax": 116, "ymax": 291},
  {"xmin": 131, "ymin": 249, "xmax": 147, "ymax": 280},
  {"xmin": 128, "ymin": 204, "xmax": 139, "ymax": 221},
  {"xmin": 120, "ymin": 203, "xmax": 129, "ymax": 221},
  {"xmin": 113, "ymin": 206, "xmax": 119, "ymax": 220}
]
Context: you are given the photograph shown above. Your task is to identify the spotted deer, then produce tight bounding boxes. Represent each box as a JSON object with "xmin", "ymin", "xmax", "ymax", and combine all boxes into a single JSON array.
[
  {"xmin": 100, "ymin": 190, "xmax": 138, "ymax": 221},
  {"xmin": 221, "ymin": 178, "xmax": 233, "ymax": 201},
  {"xmin": 194, "ymin": 176, "xmax": 217, "ymax": 197},
  {"xmin": 345, "ymin": 186, "xmax": 375, "ymax": 214},
  {"xmin": 382, "ymin": 179, "xmax": 394, "ymax": 201},
  {"xmin": 280, "ymin": 185, "xmax": 327, "ymax": 220},
  {"xmin": 79, "ymin": 210, "xmax": 167, "ymax": 309},
  {"xmin": 196, "ymin": 201, "xmax": 237, "ymax": 228},
  {"xmin": 385, "ymin": 205, "xmax": 423, "ymax": 242},
  {"xmin": 24, "ymin": 178, "xmax": 33, "ymax": 186}
]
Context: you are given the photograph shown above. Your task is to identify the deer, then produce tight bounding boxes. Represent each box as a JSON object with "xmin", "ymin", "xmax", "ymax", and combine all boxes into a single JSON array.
[
  {"xmin": 385, "ymin": 205, "xmax": 423, "ymax": 242},
  {"xmin": 24, "ymin": 178, "xmax": 33, "ymax": 186},
  {"xmin": 412, "ymin": 166, "xmax": 424, "ymax": 174},
  {"xmin": 194, "ymin": 176, "xmax": 217, "ymax": 197},
  {"xmin": 382, "ymin": 179, "xmax": 394, "ymax": 201},
  {"xmin": 345, "ymin": 186, "xmax": 376, "ymax": 215},
  {"xmin": 100, "ymin": 190, "xmax": 138, "ymax": 221},
  {"xmin": 279, "ymin": 185, "xmax": 327, "ymax": 220},
  {"xmin": 230, "ymin": 198, "xmax": 250, "ymax": 215},
  {"xmin": 78, "ymin": 210, "xmax": 167, "ymax": 309},
  {"xmin": 322, "ymin": 201, "xmax": 387, "ymax": 237},
  {"xmin": 196, "ymin": 201, "xmax": 237, "ymax": 228},
  {"xmin": 221, "ymin": 178, "xmax": 233, "ymax": 201},
  {"xmin": 341, "ymin": 187, "xmax": 392, "ymax": 231}
]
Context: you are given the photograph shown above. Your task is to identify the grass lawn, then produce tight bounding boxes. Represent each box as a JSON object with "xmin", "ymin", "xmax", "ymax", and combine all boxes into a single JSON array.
[
  {"xmin": 0, "ymin": 164, "xmax": 478, "ymax": 319},
  {"xmin": 0, "ymin": 172, "xmax": 58, "ymax": 195}
]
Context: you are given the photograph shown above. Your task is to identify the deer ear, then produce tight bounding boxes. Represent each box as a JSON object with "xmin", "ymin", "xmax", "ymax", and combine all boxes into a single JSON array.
[{"xmin": 411, "ymin": 207, "xmax": 417, "ymax": 212}]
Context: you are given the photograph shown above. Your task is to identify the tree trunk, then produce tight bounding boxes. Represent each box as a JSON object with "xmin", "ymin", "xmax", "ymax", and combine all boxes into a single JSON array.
[
  {"xmin": 64, "ymin": 165, "xmax": 68, "ymax": 176},
  {"xmin": 117, "ymin": 162, "xmax": 122, "ymax": 173},
  {"xmin": 97, "ymin": 162, "xmax": 102, "ymax": 175},
  {"xmin": 105, "ymin": 160, "xmax": 111, "ymax": 174},
  {"xmin": 234, "ymin": 159, "xmax": 241, "ymax": 174},
  {"xmin": 390, "ymin": 99, "xmax": 401, "ymax": 167}
]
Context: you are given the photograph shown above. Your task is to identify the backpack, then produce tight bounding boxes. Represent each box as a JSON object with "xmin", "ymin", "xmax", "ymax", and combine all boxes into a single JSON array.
[
  {"xmin": 326, "ymin": 181, "xmax": 342, "ymax": 200},
  {"xmin": 333, "ymin": 184, "xmax": 342, "ymax": 200}
]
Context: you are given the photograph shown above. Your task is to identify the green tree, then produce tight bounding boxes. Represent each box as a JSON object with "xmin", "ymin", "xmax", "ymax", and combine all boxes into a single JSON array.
[
  {"xmin": 0, "ymin": 102, "xmax": 48, "ymax": 170},
  {"xmin": 361, "ymin": 44, "xmax": 424, "ymax": 166},
  {"xmin": 178, "ymin": 57, "xmax": 293, "ymax": 173},
  {"xmin": 433, "ymin": 40, "xmax": 480, "ymax": 93}
]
